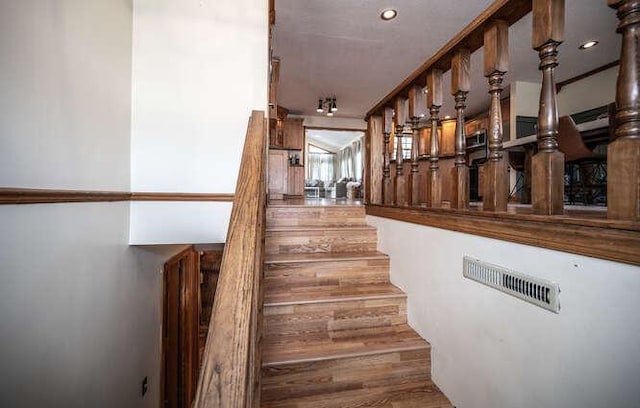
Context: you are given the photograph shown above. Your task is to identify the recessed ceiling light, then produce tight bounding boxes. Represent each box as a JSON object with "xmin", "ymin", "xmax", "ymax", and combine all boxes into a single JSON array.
[
  {"xmin": 380, "ymin": 9, "xmax": 397, "ymax": 21},
  {"xmin": 579, "ymin": 40, "xmax": 599, "ymax": 50},
  {"xmin": 444, "ymin": 115, "xmax": 452, "ymax": 119}
]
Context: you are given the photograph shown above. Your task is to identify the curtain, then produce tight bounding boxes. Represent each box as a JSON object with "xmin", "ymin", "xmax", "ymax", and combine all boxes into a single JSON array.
[
  {"xmin": 336, "ymin": 137, "xmax": 363, "ymax": 180},
  {"xmin": 307, "ymin": 152, "xmax": 335, "ymax": 182}
]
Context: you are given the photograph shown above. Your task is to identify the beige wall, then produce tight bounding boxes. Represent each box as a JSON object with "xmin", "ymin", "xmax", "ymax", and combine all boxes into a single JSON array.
[
  {"xmin": 129, "ymin": 0, "xmax": 269, "ymax": 244},
  {"xmin": 368, "ymin": 215, "xmax": 640, "ymax": 408},
  {"xmin": 0, "ymin": 1, "xmax": 180, "ymax": 406}
]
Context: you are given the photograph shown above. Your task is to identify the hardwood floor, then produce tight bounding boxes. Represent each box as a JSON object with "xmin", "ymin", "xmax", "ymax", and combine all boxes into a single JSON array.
[{"xmin": 261, "ymin": 202, "xmax": 453, "ymax": 407}]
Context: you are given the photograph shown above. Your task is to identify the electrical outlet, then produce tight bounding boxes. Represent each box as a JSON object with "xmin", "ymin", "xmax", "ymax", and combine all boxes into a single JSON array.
[{"xmin": 141, "ymin": 376, "xmax": 148, "ymax": 397}]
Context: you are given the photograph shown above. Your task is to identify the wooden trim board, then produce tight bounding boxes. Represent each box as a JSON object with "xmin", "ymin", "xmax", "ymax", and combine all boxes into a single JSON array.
[
  {"xmin": 366, "ymin": 204, "xmax": 640, "ymax": 266},
  {"xmin": 0, "ymin": 188, "xmax": 234, "ymax": 204}
]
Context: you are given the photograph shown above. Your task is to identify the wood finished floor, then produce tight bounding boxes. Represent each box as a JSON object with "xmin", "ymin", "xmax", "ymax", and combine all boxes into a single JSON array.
[{"xmin": 260, "ymin": 201, "xmax": 453, "ymax": 408}]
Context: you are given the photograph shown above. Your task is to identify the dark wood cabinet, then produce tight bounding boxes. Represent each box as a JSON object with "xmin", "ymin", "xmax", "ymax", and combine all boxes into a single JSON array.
[
  {"xmin": 287, "ymin": 166, "xmax": 304, "ymax": 196},
  {"xmin": 283, "ymin": 118, "xmax": 304, "ymax": 150},
  {"xmin": 441, "ymin": 119, "xmax": 456, "ymax": 157},
  {"xmin": 268, "ymin": 150, "xmax": 288, "ymax": 199}
]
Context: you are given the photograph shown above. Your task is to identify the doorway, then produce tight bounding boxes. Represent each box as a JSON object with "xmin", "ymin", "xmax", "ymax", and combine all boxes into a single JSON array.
[{"xmin": 304, "ymin": 128, "xmax": 365, "ymax": 199}]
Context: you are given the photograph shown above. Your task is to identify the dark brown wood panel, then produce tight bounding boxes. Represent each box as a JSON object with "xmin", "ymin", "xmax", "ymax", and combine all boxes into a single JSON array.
[{"xmin": 366, "ymin": 205, "xmax": 640, "ymax": 266}]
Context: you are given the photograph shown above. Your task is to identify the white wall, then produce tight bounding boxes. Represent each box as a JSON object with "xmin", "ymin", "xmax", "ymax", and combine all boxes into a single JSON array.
[
  {"xmin": 0, "ymin": 0, "xmax": 133, "ymax": 190},
  {"xmin": 0, "ymin": 1, "xmax": 178, "ymax": 406},
  {"xmin": 368, "ymin": 215, "xmax": 640, "ymax": 408},
  {"xmin": 129, "ymin": 201, "xmax": 232, "ymax": 244},
  {"xmin": 558, "ymin": 66, "xmax": 617, "ymax": 116},
  {"xmin": 130, "ymin": 0, "xmax": 268, "ymax": 243},
  {"xmin": 509, "ymin": 81, "xmax": 542, "ymax": 140},
  {"xmin": 0, "ymin": 204, "xmax": 183, "ymax": 408},
  {"xmin": 300, "ymin": 115, "xmax": 367, "ymax": 130}
]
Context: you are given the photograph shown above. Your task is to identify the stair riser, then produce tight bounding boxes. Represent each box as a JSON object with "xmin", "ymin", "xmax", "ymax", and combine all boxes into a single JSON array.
[
  {"xmin": 265, "ymin": 297, "xmax": 407, "ymax": 336},
  {"xmin": 266, "ymin": 207, "xmax": 366, "ymax": 228},
  {"xmin": 261, "ymin": 348, "xmax": 431, "ymax": 403},
  {"xmin": 265, "ymin": 258, "xmax": 390, "ymax": 287},
  {"xmin": 266, "ymin": 229, "xmax": 377, "ymax": 255}
]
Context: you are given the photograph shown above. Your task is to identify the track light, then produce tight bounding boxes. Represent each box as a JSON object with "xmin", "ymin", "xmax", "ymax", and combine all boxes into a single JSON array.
[{"xmin": 315, "ymin": 96, "xmax": 338, "ymax": 116}]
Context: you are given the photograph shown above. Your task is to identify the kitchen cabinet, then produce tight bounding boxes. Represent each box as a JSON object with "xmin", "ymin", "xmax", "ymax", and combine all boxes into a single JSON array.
[
  {"xmin": 283, "ymin": 118, "xmax": 304, "ymax": 150},
  {"xmin": 268, "ymin": 150, "xmax": 288, "ymax": 199},
  {"xmin": 287, "ymin": 166, "xmax": 304, "ymax": 196}
]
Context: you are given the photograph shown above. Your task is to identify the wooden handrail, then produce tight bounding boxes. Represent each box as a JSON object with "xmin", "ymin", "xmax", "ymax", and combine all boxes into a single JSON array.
[{"xmin": 193, "ymin": 110, "xmax": 267, "ymax": 408}]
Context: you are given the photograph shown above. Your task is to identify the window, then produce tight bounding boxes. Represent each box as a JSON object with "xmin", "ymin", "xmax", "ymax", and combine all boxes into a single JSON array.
[{"xmin": 394, "ymin": 136, "xmax": 412, "ymax": 160}]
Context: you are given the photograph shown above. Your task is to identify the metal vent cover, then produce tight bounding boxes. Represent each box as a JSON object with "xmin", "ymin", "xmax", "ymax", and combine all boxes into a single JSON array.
[{"xmin": 463, "ymin": 256, "xmax": 560, "ymax": 313}]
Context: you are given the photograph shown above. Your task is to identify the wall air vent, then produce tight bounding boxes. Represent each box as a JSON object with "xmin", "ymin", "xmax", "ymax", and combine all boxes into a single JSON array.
[{"xmin": 463, "ymin": 256, "xmax": 560, "ymax": 313}]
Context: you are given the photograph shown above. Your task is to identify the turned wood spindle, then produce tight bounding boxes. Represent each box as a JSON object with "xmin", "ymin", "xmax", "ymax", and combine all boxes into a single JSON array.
[
  {"xmin": 426, "ymin": 70, "xmax": 443, "ymax": 208},
  {"xmin": 408, "ymin": 84, "xmax": 427, "ymax": 206},
  {"xmin": 394, "ymin": 96, "xmax": 409, "ymax": 206},
  {"xmin": 531, "ymin": 0, "xmax": 565, "ymax": 215},
  {"xmin": 482, "ymin": 20, "xmax": 509, "ymax": 212},
  {"xmin": 451, "ymin": 49, "xmax": 471, "ymax": 209},
  {"xmin": 608, "ymin": 0, "xmax": 640, "ymax": 220},
  {"xmin": 382, "ymin": 107, "xmax": 394, "ymax": 205}
]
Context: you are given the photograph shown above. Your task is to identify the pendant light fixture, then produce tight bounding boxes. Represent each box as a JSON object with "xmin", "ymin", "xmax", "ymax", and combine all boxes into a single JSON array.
[{"xmin": 315, "ymin": 97, "xmax": 338, "ymax": 116}]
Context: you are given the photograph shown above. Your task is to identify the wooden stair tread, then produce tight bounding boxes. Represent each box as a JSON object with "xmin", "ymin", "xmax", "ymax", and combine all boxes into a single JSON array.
[
  {"xmin": 265, "ymin": 251, "xmax": 388, "ymax": 264},
  {"xmin": 265, "ymin": 283, "xmax": 404, "ymax": 306},
  {"xmin": 263, "ymin": 324, "xmax": 428, "ymax": 366},
  {"xmin": 261, "ymin": 381, "xmax": 453, "ymax": 408},
  {"xmin": 267, "ymin": 225, "xmax": 376, "ymax": 232}
]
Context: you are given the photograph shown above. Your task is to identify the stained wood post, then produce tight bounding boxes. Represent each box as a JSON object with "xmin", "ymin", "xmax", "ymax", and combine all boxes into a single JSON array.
[
  {"xmin": 531, "ymin": 0, "xmax": 565, "ymax": 215},
  {"xmin": 608, "ymin": 0, "xmax": 640, "ymax": 220},
  {"xmin": 367, "ymin": 115, "xmax": 384, "ymax": 205},
  {"xmin": 425, "ymin": 70, "xmax": 443, "ymax": 208},
  {"xmin": 382, "ymin": 107, "xmax": 394, "ymax": 205},
  {"xmin": 408, "ymin": 84, "xmax": 427, "ymax": 206},
  {"xmin": 451, "ymin": 49, "xmax": 471, "ymax": 209},
  {"xmin": 483, "ymin": 20, "xmax": 509, "ymax": 212},
  {"xmin": 394, "ymin": 96, "xmax": 409, "ymax": 206}
]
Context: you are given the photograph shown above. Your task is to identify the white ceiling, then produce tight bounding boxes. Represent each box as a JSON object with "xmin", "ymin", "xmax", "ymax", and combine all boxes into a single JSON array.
[
  {"xmin": 273, "ymin": 0, "xmax": 620, "ymax": 120},
  {"xmin": 306, "ymin": 129, "xmax": 364, "ymax": 152}
]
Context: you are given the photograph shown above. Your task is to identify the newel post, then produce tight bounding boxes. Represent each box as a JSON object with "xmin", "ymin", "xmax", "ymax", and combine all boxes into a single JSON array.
[
  {"xmin": 608, "ymin": 0, "xmax": 640, "ymax": 220},
  {"xmin": 408, "ymin": 84, "xmax": 427, "ymax": 206},
  {"xmin": 531, "ymin": 0, "xmax": 565, "ymax": 215},
  {"xmin": 426, "ymin": 69, "xmax": 443, "ymax": 207},
  {"xmin": 394, "ymin": 96, "xmax": 409, "ymax": 206},
  {"xmin": 451, "ymin": 49, "xmax": 471, "ymax": 209},
  {"xmin": 483, "ymin": 20, "xmax": 509, "ymax": 212},
  {"xmin": 382, "ymin": 107, "xmax": 394, "ymax": 205},
  {"xmin": 366, "ymin": 115, "xmax": 383, "ymax": 205}
]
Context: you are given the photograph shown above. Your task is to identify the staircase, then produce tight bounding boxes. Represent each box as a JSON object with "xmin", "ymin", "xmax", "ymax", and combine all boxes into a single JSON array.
[{"xmin": 260, "ymin": 203, "xmax": 453, "ymax": 407}]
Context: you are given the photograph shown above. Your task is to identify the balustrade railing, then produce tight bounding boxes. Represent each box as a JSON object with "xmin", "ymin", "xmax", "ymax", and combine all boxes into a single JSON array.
[{"xmin": 365, "ymin": 0, "xmax": 639, "ymax": 222}]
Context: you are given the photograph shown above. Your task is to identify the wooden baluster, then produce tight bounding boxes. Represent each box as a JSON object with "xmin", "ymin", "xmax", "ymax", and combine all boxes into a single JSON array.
[
  {"xmin": 531, "ymin": 0, "xmax": 565, "ymax": 215},
  {"xmin": 608, "ymin": 0, "xmax": 640, "ymax": 220},
  {"xmin": 483, "ymin": 20, "xmax": 509, "ymax": 212},
  {"xmin": 394, "ymin": 96, "xmax": 409, "ymax": 206},
  {"xmin": 451, "ymin": 49, "xmax": 471, "ymax": 209},
  {"xmin": 426, "ymin": 70, "xmax": 443, "ymax": 208},
  {"xmin": 382, "ymin": 107, "xmax": 394, "ymax": 205},
  {"xmin": 408, "ymin": 84, "xmax": 427, "ymax": 206}
]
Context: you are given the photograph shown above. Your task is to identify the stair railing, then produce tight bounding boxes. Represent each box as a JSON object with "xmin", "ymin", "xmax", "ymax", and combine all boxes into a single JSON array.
[
  {"xmin": 193, "ymin": 110, "xmax": 267, "ymax": 408},
  {"xmin": 363, "ymin": 0, "xmax": 640, "ymax": 266}
]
